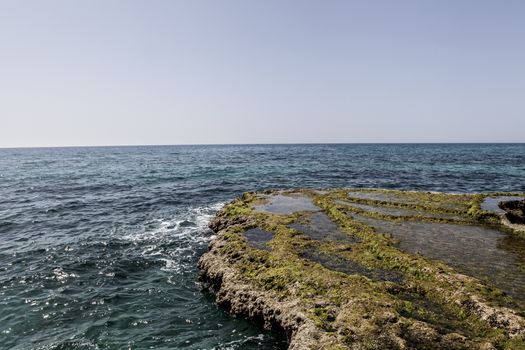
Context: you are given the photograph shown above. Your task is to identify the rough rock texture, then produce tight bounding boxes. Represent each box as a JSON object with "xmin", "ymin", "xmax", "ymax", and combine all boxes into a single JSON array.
[
  {"xmin": 198, "ymin": 189, "xmax": 525, "ymax": 349},
  {"xmin": 461, "ymin": 296, "xmax": 525, "ymax": 338},
  {"xmin": 199, "ymin": 240, "xmax": 338, "ymax": 349},
  {"xmin": 500, "ymin": 200, "xmax": 525, "ymax": 225}
]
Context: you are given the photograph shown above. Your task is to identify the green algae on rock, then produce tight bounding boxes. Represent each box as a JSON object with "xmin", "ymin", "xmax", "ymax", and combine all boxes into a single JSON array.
[{"xmin": 198, "ymin": 189, "xmax": 525, "ymax": 349}]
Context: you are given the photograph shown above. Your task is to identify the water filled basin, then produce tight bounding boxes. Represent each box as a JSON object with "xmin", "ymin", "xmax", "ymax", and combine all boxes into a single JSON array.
[{"xmin": 253, "ymin": 194, "xmax": 319, "ymax": 214}]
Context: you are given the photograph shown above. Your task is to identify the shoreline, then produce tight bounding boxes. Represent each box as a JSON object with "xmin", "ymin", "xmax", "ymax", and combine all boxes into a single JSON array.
[{"xmin": 199, "ymin": 188, "xmax": 525, "ymax": 349}]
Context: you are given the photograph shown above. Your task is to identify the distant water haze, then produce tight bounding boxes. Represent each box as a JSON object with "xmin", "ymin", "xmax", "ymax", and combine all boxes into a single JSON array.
[{"xmin": 1, "ymin": 0, "xmax": 524, "ymax": 147}]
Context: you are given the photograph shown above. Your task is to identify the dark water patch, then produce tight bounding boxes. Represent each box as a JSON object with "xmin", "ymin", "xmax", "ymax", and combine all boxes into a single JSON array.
[
  {"xmin": 288, "ymin": 212, "xmax": 360, "ymax": 243},
  {"xmin": 0, "ymin": 221, "xmax": 16, "ymax": 235},
  {"xmin": 243, "ymin": 228, "xmax": 273, "ymax": 251},
  {"xmin": 351, "ymin": 214, "xmax": 525, "ymax": 306},
  {"xmin": 253, "ymin": 194, "xmax": 319, "ymax": 214},
  {"xmin": 481, "ymin": 196, "xmax": 525, "ymax": 214},
  {"xmin": 301, "ymin": 248, "xmax": 403, "ymax": 283},
  {"xmin": 498, "ymin": 235, "xmax": 525, "ymax": 272},
  {"xmin": 335, "ymin": 200, "xmax": 461, "ymax": 220}
]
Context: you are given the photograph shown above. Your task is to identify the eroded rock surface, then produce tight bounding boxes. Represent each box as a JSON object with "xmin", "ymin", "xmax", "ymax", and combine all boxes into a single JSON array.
[
  {"xmin": 500, "ymin": 200, "xmax": 525, "ymax": 225},
  {"xmin": 199, "ymin": 189, "xmax": 525, "ymax": 349}
]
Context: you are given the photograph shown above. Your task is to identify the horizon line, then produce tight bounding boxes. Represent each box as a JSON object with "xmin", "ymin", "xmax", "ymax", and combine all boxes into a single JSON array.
[{"xmin": 1, "ymin": 141, "xmax": 524, "ymax": 150}]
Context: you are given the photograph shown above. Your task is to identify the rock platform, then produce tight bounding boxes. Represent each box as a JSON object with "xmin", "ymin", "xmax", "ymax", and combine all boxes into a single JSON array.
[{"xmin": 199, "ymin": 189, "xmax": 525, "ymax": 349}]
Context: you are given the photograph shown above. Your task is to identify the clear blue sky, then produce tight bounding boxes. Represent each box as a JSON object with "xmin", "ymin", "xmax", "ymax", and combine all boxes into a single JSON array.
[{"xmin": 1, "ymin": 0, "xmax": 524, "ymax": 147}]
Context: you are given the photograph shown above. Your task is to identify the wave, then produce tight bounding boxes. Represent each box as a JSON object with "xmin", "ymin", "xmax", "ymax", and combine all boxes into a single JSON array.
[
  {"xmin": 122, "ymin": 202, "xmax": 223, "ymax": 242},
  {"xmin": 211, "ymin": 334, "xmax": 272, "ymax": 350},
  {"xmin": 119, "ymin": 202, "xmax": 224, "ymax": 274}
]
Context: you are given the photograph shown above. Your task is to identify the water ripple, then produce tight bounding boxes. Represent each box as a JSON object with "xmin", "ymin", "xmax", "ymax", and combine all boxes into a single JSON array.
[{"xmin": 0, "ymin": 144, "xmax": 523, "ymax": 349}]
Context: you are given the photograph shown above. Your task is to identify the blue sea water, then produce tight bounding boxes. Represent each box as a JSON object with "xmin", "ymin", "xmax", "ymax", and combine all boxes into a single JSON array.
[{"xmin": 0, "ymin": 144, "xmax": 524, "ymax": 349}]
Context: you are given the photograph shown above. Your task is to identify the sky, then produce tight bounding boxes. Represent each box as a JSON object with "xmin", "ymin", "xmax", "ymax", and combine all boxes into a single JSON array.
[{"xmin": 1, "ymin": 0, "xmax": 524, "ymax": 147}]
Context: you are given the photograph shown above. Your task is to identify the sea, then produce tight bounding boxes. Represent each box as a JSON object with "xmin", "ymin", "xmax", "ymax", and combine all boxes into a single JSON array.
[{"xmin": 0, "ymin": 144, "xmax": 524, "ymax": 349}]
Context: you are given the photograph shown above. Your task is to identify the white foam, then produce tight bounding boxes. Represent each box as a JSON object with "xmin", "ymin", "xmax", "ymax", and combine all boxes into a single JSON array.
[
  {"xmin": 122, "ymin": 202, "xmax": 223, "ymax": 243},
  {"xmin": 121, "ymin": 202, "xmax": 224, "ymax": 274},
  {"xmin": 210, "ymin": 334, "xmax": 266, "ymax": 350},
  {"xmin": 49, "ymin": 267, "xmax": 79, "ymax": 282}
]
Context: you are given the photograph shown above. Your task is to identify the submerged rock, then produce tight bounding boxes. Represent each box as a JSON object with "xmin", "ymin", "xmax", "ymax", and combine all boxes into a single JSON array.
[{"xmin": 198, "ymin": 189, "xmax": 525, "ymax": 349}]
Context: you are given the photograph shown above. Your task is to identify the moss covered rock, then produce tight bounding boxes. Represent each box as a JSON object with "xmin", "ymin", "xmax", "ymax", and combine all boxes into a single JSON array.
[{"xmin": 199, "ymin": 189, "xmax": 525, "ymax": 349}]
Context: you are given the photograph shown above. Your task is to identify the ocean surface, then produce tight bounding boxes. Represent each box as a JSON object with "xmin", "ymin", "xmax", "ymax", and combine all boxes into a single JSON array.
[{"xmin": 0, "ymin": 144, "xmax": 524, "ymax": 350}]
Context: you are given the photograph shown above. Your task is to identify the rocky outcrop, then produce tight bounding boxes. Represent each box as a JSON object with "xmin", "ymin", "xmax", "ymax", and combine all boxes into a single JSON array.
[
  {"xmin": 199, "ymin": 239, "xmax": 338, "ymax": 349},
  {"xmin": 198, "ymin": 189, "xmax": 525, "ymax": 349},
  {"xmin": 500, "ymin": 200, "xmax": 525, "ymax": 225}
]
